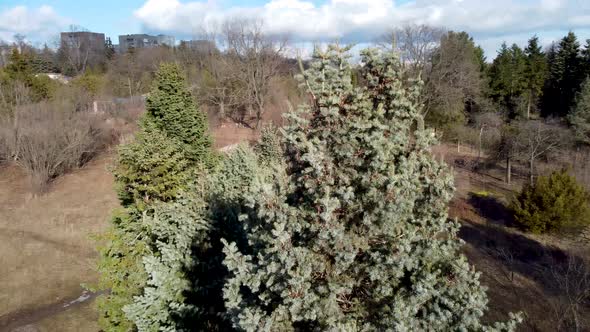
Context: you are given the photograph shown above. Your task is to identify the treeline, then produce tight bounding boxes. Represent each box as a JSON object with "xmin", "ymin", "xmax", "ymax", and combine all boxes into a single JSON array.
[
  {"xmin": 3, "ymin": 23, "xmax": 589, "ymax": 132},
  {"xmin": 0, "ymin": 20, "xmax": 301, "ymax": 129},
  {"xmin": 0, "ymin": 20, "xmax": 300, "ymax": 191},
  {"xmin": 381, "ymin": 27, "xmax": 590, "ymax": 191},
  {"xmin": 382, "ymin": 27, "xmax": 590, "ymax": 126}
]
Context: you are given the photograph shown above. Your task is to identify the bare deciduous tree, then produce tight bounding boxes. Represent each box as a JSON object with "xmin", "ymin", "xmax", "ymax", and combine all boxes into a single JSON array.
[
  {"xmin": 423, "ymin": 31, "xmax": 485, "ymax": 131},
  {"xmin": 474, "ymin": 112, "xmax": 503, "ymax": 159},
  {"xmin": 57, "ymin": 25, "xmax": 106, "ymax": 75},
  {"xmin": 221, "ymin": 19, "xmax": 288, "ymax": 128},
  {"xmin": 515, "ymin": 120, "xmax": 570, "ymax": 185},
  {"xmin": 185, "ymin": 31, "xmax": 247, "ymax": 123},
  {"xmin": 378, "ymin": 24, "xmax": 445, "ymax": 76}
]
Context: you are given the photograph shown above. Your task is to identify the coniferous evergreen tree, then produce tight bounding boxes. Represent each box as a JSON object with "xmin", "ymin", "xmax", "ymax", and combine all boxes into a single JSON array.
[
  {"xmin": 523, "ymin": 36, "xmax": 547, "ymax": 119},
  {"xmin": 222, "ymin": 45, "xmax": 520, "ymax": 331},
  {"xmin": 542, "ymin": 32, "xmax": 584, "ymax": 117},
  {"xmin": 488, "ymin": 43, "xmax": 527, "ymax": 118},
  {"xmin": 97, "ymin": 63, "xmax": 214, "ymax": 331},
  {"xmin": 569, "ymin": 77, "xmax": 590, "ymax": 144},
  {"xmin": 582, "ymin": 39, "xmax": 590, "ymax": 76}
]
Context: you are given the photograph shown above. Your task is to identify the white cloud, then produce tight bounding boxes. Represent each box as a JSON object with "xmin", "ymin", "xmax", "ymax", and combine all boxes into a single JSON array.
[
  {"xmin": 0, "ymin": 5, "xmax": 71, "ymax": 43},
  {"xmin": 135, "ymin": 0, "xmax": 590, "ymax": 37},
  {"xmin": 134, "ymin": 0, "xmax": 590, "ymax": 56}
]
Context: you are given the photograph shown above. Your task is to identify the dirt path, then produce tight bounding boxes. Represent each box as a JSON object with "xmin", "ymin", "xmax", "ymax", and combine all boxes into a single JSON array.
[{"xmin": 0, "ymin": 290, "xmax": 104, "ymax": 332}]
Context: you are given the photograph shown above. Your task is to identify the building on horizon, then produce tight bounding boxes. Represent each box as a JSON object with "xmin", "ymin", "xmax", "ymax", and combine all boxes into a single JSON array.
[
  {"xmin": 179, "ymin": 39, "xmax": 218, "ymax": 54},
  {"xmin": 60, "ymin": 31, "xmax": 105, "ymax": 51},
  {"xmin": 118, "ymin": 34, "xmax": 175, "ymax": 53}
]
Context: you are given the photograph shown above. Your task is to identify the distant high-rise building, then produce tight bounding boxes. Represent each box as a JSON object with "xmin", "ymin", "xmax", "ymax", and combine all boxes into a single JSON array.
[
  {"xmin": 180, "ymin": 40, "xmax": 218, "ymax": 54},
  {"xmin": 118, "ymin": 34, "xmax": 175, "ymax": 53},
  {"xmin": 60, "ymin": 31, "xmax": 105, "ymax": 51}
]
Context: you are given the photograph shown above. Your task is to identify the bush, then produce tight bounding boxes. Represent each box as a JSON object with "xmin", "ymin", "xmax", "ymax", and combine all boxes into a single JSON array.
[
  {"xmin": 511, "ymin": 169, "xmax": 590, "ymax": 234},
  {"xmin": 0, "ymin": 102, "xmax": 107, "ymax": 192},
  {"xmin": 71, "ymin": 72, "xmax": 105, "ymax": 98}
]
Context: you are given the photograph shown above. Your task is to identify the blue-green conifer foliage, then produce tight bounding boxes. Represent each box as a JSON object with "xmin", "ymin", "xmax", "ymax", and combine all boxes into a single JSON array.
[{"xmin": 221, "ymin": 46, "xmax": 521, "ymax": 331}]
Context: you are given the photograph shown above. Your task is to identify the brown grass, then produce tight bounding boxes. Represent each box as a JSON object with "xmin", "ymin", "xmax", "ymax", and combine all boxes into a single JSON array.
[
  {"xmin": 439, "ymin": 143, "xmax": 590, "ymax": 331},
  {"xmin": 0, "ymin": 125, "xmax": 252, "ymax": 330},
  {"xmin": 0, "ymin": 154, "xmax": 118, "ymax": 329}
]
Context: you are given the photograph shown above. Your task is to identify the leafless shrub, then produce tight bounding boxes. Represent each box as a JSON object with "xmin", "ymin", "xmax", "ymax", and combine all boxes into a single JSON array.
[
  {"xmin": 543, "ymin": 255, "xmax": 590, "ymax": 331},
  {"xmin": 514, "ymin": 120, "xmax": 572, "ymax": 185},
  {"xmin": 473, "ymin": 112, "xmax": 503, "ymax": 159},
  {"xmin": 0, "ymin": 102, "xmax": 108, "ymax": 193}
]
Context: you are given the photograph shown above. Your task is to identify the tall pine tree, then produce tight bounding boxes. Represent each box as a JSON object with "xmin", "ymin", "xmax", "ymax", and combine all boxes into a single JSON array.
[
  {"xmin": 582, "ymin": 39, "xmax": 590, "ymax": 79},
  {"xmin": 488, "ymin": 43, "xmax": 527, "ymax": 118},
  {"xmin": 523, "ymin": 36, "xmax": 547, "ymax": 119},
  {"xmin": 222, "ymin": 45, "xmax": 520, "ymax": 331},
  {"xmin": 569, "ymin": 77, "xmax": 590, "ymax": 144},
  {"xmin": 542, "ymin": 32, "xmax": 584, "ymax": 117}
]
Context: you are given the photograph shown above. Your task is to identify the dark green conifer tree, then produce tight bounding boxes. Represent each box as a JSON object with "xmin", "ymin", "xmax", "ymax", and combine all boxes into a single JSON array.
[
  {"xmin": 488, "ymin": 43, "xmax": 527, "ymax": 118},
  {"xmin": 96, "ymin": 63, "xmax": 214, "ymax": 331},
  {"xmin": 523, "ymin": 36, "xmax": 548, "ymax": 118},
  {"xmin": 542, "ymin": 32, "xmax": 584, "ymax": 117},
  {"xmin": 569, "ymin": 77, "xmax": 590, "ymax": 144}
]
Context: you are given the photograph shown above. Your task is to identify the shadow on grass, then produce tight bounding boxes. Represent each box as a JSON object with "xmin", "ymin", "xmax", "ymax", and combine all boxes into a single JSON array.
[
  {"xmin": 458, "ymin": 218, "xmax": 590, "ymax": 330},
  {"xmin": 459, "ymin": 220, "xmax": 568, "ymax": 278},
  {"xmin": 467, "ymin": 192, "xmax": 513, "ymax": 226}
]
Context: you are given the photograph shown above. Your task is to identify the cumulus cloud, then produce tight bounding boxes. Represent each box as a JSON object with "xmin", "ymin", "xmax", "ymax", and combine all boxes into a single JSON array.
[
  {"xmin": 135, "ymin": 0, "xmax": 590, "ymax": 41},
  {"xmin": 0, "ymin": 5, "xmax": 70, "ymax": 42}
]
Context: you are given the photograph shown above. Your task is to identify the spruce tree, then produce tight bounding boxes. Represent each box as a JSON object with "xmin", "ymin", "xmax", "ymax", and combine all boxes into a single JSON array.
[
  {"xmin": 511, "ymin": 169, "xmax": 590, "ymax": 234},
  {"xmin": 569, "ymin": 77, "xmax": 590, "ymax": 144},
  {"xmin": 143, "ymin": 63, "xmax": 214, "ymax": 165},
  {"xmin": 488, "ymin": 43, "xmax": 527, "ymax": 118},
  {"xmin": 222, "ymin": 45, "xmax": 520, "ymax": 331},
  {"xmin": 97, "ymin": 63, "xmax": 214, "ymax": 331},
  {"xmin": 559, "ymin": 32, "xmax": 584, "ymax": 116},
  {"xmin": 542, "ymin": 32, "xmax": 584, "ymax": 117},
  {"xmin": 524, "ymin": 36, "xmax": 547, "ymax": 119}
]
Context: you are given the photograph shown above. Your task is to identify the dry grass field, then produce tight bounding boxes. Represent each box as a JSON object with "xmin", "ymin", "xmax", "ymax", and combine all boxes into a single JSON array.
[
  {"xmin": 0, "ymin": 126, "xmax": 258, "ymax": 331},
  {"xmin": 435, "ymin": 144, "xmax": 590, "ymax": 331},
  {"xmin": 0, "ymin": 154, "xmax": 118, "ymax": 331}
]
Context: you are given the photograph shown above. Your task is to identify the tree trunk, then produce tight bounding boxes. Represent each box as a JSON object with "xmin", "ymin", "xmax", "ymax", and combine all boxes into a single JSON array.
[
  {"xmin": 12, "ymin": 111, "xmax": 19, "ymax": 161},
  {"xmin": 478, "ymin": 127, "xmax": 484, "ymax": 159},
  {"xmin": 255, "ymin": 104, "xmax": 264, "ymax": 129},
  {"xmin": 506, "ymin": 156, "xmax": 511, "ymax": 184},
  {"xmin": 530, "ymin": 156, "xmax": 535, "ymax": 185},
  {"xmin": 219, "ymin": 102, "xmax": 225, "ymax": 118},
  {"xmin": 527, "ymin": 93, "xmax": 532, "ymax": 119}
]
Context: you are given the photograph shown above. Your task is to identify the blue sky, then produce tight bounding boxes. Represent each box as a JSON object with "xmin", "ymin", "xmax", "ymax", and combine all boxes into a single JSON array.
[{"xmin": 1, "ymin": 0, "xmax": 589, "ymax": 57}]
